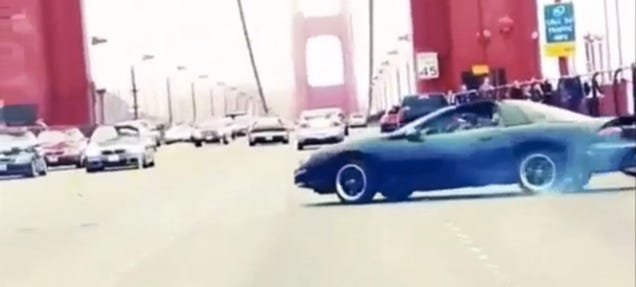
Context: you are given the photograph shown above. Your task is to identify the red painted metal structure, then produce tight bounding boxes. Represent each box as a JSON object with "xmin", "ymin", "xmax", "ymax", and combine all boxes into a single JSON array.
[
  {"xmin": 410, "ymin": 0, "xmax": 542, "ymax": 93},
  {"xmin": 291, "ymin": 0, "xmax": 358, "ymax": 117},
  {"xmin": 0, "ymin": 0, "xmax": 91, "ymax": 126}
]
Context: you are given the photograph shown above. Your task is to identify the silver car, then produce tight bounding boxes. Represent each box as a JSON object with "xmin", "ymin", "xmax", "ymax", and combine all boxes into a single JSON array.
[
  {"xmin": 84, "ymin": 125, "xmax": 156, "ymax": 173},
  {"xmin": 247, "ymin": 117, "xmax": 290, "ymax": 146},
  {"xmin": 0, "ymin": 129, "xmax": 48, "ymax": 178}
]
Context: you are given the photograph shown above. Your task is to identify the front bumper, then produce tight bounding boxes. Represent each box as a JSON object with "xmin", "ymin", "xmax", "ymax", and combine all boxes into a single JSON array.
[
  {"xmin": 293, "ymin": 166, "xmax": 334, "ymax": 194},
  {"xmin": 0, "ymin": 162, "xmax": 32, "ymax": 176},
  {"xmin": 86, "ymin": 153, "xmax": 142, "ymax": 169},
  {"xmin": 297, "ymin": 129, "xmax": 344, "ymax": 145},
  {"xmin": 586, "ymin": 141, "xmax": 636, "ymax": 173}
]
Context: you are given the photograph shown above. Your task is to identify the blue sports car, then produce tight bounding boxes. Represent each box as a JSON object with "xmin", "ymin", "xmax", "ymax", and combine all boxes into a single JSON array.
[{"xmin": 294, "ymin": 100, "xmax": 636, "ymax": 204}]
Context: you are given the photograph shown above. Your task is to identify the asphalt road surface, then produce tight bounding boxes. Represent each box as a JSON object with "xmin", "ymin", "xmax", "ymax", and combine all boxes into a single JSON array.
[{"xmin": 1, "ymin": 127, "xmax": 634, "ymax": 287}]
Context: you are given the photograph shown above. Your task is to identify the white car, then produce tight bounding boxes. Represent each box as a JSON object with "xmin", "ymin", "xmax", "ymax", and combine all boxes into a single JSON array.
[
  {"xmin": 191, "ymin": 118, "xmax": 233, "ymax": 147},
  {"xmin": 296, "ymin": 110, "xmax": 346, "ymax": 150},
  {"xmin": 164, "ymin": 124, "xmax": 195, "ymax": 144},
  {"xmin": 348, "ymin": 113, "xmax": 368, "ymax": 128},
  {"xmin": 116, "ymin": 120, "xmax": 162, "ymax": 148},
  {"xmin": 247, "ymin": 117, "xmax": 290, "ymax": 146},
  {"xmin": 84, "ymin": 125, "xmax": 156, "ymax": 173}
]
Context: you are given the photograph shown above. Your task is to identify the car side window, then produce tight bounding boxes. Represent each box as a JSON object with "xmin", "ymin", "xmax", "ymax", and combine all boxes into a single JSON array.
[{"xmin": 417, "ymin": 104, "xmax": 501, "ymax": 136}]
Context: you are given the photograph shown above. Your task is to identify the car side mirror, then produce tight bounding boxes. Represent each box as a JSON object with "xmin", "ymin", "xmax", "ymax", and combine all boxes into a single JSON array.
[{"xmin": 404, "ymin": 128, "xmax": 422, "ymax": 142}]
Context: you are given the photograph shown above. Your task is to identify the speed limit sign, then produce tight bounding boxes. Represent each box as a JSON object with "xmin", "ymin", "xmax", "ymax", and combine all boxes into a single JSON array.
[{"xmin": 416, "ymin": 52, "xmax": 439, "ymax": 80}]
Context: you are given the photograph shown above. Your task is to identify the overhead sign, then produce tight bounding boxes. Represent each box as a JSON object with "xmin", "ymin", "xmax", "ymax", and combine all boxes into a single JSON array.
[
  {"xmin": 416, "ymin": 52, "xmax": 439, "ymax": 80},
  {"xmin": 543, "ymin": 2, "xmax": 576, "ymax": 57}
]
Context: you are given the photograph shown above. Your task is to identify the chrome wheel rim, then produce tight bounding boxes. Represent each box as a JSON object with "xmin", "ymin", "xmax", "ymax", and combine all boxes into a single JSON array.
[
  {"xmin": 520, "ymin": 153, "xmax": 557, "ymax": 191},
  {"xmin": 335, "ymin": 164, "xmax": 367, "ymax": 202}
]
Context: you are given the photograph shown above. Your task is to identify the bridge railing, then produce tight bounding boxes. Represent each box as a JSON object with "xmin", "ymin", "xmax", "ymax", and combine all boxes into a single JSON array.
[{"xmin": 451, "ymin": 65, "xmax": 635, "ymax": 117}]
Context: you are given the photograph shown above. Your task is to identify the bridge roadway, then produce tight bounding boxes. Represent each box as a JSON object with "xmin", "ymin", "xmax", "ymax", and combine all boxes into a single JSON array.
[{"xmin": 0, "ymin": 127, "xmax": 634, "ymax": 287}]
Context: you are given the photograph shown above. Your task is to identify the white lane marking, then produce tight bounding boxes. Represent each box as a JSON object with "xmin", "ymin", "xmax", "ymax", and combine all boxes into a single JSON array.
[{"xmin": 444, "ymin": 220, "xmax": 519, "ymax": 287}]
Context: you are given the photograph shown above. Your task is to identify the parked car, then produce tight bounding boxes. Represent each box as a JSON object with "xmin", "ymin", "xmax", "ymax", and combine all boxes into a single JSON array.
[
  {"xmin": 84, "ymin": 125, "xmax": 156, "ymax": 173},
  {"xmin": 0, "ymin": 128, "xmax": 48, "ymax": 177},
  {"xmin": 37, "ymin": 127, "xmax": 88, "ymax": 168},
  {"xmin": 191, "ymin": 118, "xmax": 233, "ymax": 147},
  {"xmin": 248, "ymin": 117, "xmax": 290, "ymax": 146},
  {"xmin": 294, "ymin": 100, "xmax": 636, "ymax": 204},
  {"xmin": 348, "ymin": 112, "xmax": 368, "ymax": 128},
  {"xmin": 296, "ymin": 109, "xmax": 346, "ymax": 150}
]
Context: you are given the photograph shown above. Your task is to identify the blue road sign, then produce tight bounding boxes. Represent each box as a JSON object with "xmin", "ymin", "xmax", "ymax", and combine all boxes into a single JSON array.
[{"xmin": 544, "ymin": 3, "xmax": 576, "ymax": 44}]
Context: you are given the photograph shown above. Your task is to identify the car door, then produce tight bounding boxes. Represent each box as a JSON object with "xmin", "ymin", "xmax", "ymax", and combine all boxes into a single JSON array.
[{"xmin": 380, "ymin": 110, "xmax": 474, "ymax": 191}]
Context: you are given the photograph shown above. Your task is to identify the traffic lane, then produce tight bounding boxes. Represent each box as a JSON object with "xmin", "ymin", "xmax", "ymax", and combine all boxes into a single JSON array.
[
  {"xmin": 1, "ymin": 132, "xmax": 634, "ymax": 287},
  {"xmin": 0, "ymin": 141, "xmax": 298, "ymax": 287}
]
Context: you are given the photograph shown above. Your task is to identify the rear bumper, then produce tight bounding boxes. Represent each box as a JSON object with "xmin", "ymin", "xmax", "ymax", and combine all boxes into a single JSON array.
[
  {"xmin": 45, "ymin": 154, "xmax": 81, "ymax": 166},
  {"xmin": 586, "ymin": 141, "xmax": 636, "ymax": 173},
  {"xmin": 380, "ymin": 123, "xmax": 399, "ymax": 132}
]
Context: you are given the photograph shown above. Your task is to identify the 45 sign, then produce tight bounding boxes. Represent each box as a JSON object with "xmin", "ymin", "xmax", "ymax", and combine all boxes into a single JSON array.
[{"xmin": 416, "ymin": 52, "xmax": 440, "ymax": 80}]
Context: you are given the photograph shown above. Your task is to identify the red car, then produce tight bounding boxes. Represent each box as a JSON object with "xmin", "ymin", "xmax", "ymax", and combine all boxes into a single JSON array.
[
  {"xmin": 379, "ymin": 106, "xmax": 402, "ymax": 133},
  {"xmin": 37, "ymin": 127, "xmax": 88, "ymax": 168}
]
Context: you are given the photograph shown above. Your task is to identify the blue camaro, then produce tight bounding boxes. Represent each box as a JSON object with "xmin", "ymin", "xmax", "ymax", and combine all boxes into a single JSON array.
[{"xmin": 294, "ymin": 100, "xmax": 636, "ymax": 204}]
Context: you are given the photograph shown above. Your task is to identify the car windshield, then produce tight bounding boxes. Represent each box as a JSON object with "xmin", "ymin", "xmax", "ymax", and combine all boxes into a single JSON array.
[
  {"xmin": 0, "ymin": 131, "xmax": 37, "ymax": 148},
  {"xmin": 254, "ymin": 118, "xmax": 282, "ymax": 127},
  {"xmin": 402, "ymin": 94, "xmax": 448, "ymax": 110},
  {"xmin": 509, "ymin": 100, "xmax": 592, "ymax": 122},
  {"xmin": 90, "ymin": 126, "xmax": 138, "ymax": 143},
  {"xmin": 38, "ymin": 129, "xmax": 84, "ymax": 143},
  {"xmin": 393, "ymin": 105, "xmax": 457, "ymax": 133},
  {"xmin": 301, "ymin": 109, "xmax": 341, "ymax": 121}
]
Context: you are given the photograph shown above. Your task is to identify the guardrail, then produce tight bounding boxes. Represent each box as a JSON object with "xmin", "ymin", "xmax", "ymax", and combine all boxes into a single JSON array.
[{"xmin": 450, "ymin": 65, "xmax": 635, "ymax": 117}]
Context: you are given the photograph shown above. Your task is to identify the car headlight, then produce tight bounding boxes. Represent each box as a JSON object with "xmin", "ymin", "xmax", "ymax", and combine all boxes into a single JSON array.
[
  {"xmin": 84, "ymin": 146, "xmax": 101, "ymax": 157},
  {"xmin": 14, "ymin": 152, "xmax": 34, "ymax": 164}
]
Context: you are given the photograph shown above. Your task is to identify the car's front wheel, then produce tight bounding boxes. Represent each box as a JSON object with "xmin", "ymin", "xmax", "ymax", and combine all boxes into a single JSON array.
[
  {"xmin": 194, "ymin": 141, "xmax": 203, "ymax": 148},
  {"xmin": 335, "ymin": 161, "xmax": 377, "ymax": 204}
]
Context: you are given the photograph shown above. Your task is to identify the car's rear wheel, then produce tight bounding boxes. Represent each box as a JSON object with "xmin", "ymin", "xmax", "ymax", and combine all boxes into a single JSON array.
[
  {"xmin": 296, "ymin": 143, "xmax": 304, "ymax": 150},
  {"xmin": 223, "ymin": 137, "xmax": 230, "ymax": 145},
  {"xmin": 335, "ymin": 161, "xmax": 377, "ymax": 204},
  {"xmin": 518, "ymin": 151, "xmax": 566, "ymax": 194},
  {"xmin": 194, "ymin": 141, "xmax": 203, "ymax": 148}
]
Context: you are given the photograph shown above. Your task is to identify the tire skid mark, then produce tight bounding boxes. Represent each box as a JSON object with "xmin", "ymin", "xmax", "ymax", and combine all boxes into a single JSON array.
[{"xmin": 444, "ymin": 220, "xmax": 520, "ymax": 287}]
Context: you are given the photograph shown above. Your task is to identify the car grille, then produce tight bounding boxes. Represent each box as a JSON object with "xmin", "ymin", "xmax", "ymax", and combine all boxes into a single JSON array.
[
  {"xmin": 203, "ymin": 131, "xmax": 218, "ymax": 137},
  {"xmin": 101, "ymin": 149, "xmax": 127, "ymax": 155},
  {"xmin": 46, "ymin": 151, "xmax": 64, "ymax": 156},
  {"xmin": 0, "ymin": 158, "xmax": 12, "ymax": 163},
  {"xmin": 1, "ymin": 150, "xmax": 20, "ymax": 156}
]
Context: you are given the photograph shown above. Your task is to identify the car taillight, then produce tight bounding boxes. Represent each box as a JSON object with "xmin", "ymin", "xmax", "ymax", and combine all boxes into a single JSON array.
[
  {"xmin": 300, "ymin": 123, "xmax": 309, "ymax": 129},
  {"xmin": 598, "ymin": 127, "xmax": 622, "ymax": 137}
]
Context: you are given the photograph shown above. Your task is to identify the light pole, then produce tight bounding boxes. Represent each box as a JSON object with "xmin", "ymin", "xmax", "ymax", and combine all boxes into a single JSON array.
[
  {"xmin": 216, "ymin": 81, "xmax": 226, "ymax": 116},
  {"xmin": 381, "ymin": 60, "xmax": 394, "ymax": 106},
  {"xmin": 397, "ymin": 34, "xmax": 412, "ymax": 94},
  {"xmin": 130, "ymin": 54, "xmax": 155, "ymax": 120},
  {"xmin": 387, "ymin": 50, "xmax": 402, "ymax": 101},
  {"xmin": 165, "ymin": 77, "xmax": 174, "ymax": 124},
  {"xmin": 89, "ymin": 36, "xmax": 108, "ymax": 124}
]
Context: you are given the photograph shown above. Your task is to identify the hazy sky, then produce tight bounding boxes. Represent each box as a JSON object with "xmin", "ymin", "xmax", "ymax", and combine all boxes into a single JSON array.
[
  {"xmin": 84, "ymin": 0, "xmax": 634, "ymax": 118},
  {"xmin": 83, "ymin": 0, "xmax": 410, "ymax": 117}
]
